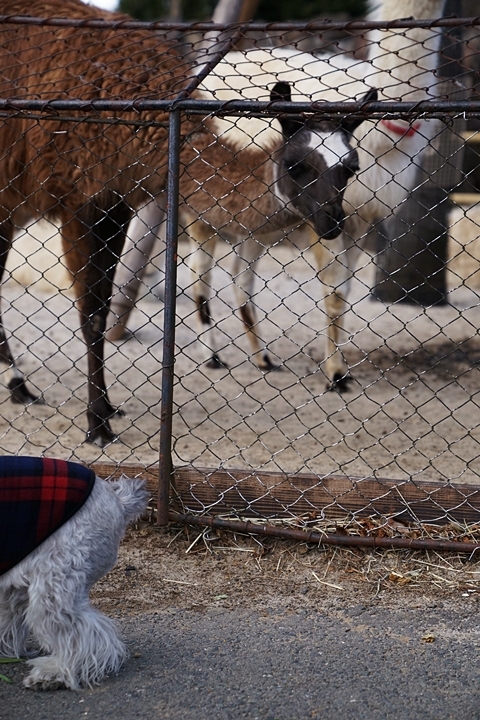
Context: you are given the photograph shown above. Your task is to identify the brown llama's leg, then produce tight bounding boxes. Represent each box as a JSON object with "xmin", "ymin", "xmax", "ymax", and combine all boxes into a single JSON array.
[
  {"xmin": 231, "ymin": 237, "xmax": 278, "ymax": 372},
  {"xmin": 106, "ymin": 198, "xmax": 166, "ymax": 342},
  {"xmin": 0, "ymin": 220, "xmax": 42, "ymax": 404},
  {"xmin": 186, "ymin": 222, "xmax": 224, "ymax": 368},
  {"xmin": 62, "ymin": 202, "xmax": 132, "ymax": 446}
]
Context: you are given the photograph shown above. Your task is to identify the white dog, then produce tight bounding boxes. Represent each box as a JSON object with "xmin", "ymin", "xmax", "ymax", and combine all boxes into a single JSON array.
[{"xmin": 0, "ymin": 456, "xmax": 149, "ymax": 690}]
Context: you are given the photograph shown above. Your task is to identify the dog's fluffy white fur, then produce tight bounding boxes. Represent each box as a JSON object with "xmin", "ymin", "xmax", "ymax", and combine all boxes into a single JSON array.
[{"xmin": 0, "ymin": 475, "xmax": 149, "ymax": 690}]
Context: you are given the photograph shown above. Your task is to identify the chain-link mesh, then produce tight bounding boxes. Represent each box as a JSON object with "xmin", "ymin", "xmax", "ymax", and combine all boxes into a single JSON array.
[{"xmin": 1, "ymin": 5, "xmax": 480, "ymax": 538}]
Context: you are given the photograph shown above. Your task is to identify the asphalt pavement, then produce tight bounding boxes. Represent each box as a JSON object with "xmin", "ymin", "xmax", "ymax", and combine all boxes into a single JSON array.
[{"xmin": 2, "ymin": 601, "xmax": 480, "ymax": 720}]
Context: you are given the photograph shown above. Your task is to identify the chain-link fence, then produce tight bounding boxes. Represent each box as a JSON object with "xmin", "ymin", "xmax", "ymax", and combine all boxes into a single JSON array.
[{"xmin": 1, "ymin": 5, "xmax": 480, "ymax": 545}]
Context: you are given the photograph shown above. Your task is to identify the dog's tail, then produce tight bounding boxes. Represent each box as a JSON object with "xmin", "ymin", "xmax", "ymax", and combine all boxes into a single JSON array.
[{"xmin": 109, "ymin": 477, "xmax": 150, "ymax": 525}]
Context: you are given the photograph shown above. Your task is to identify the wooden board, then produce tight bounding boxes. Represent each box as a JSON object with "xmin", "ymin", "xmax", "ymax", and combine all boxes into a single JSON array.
[{"xmin": 90, "ymin": 461, "xmax": 480, "ymax": 525}]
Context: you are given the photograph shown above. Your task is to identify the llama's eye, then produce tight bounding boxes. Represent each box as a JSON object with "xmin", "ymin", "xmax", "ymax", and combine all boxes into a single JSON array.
[
  {"xmin": 343, "ymin": 152, "xmax": 360, "ymax": 175},
  {"xmin": 341, "ymin": 164, "xmax": 355, "ymax": 180},
  {"xmin": 285, "ymin": 160, "xmax": 309, "ymax": 181}
]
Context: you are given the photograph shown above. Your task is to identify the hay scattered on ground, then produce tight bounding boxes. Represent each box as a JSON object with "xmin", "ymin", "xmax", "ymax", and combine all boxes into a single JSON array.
[{"xmin": 91, "ymin": 517, "xmax": 480, "ymax": 618}]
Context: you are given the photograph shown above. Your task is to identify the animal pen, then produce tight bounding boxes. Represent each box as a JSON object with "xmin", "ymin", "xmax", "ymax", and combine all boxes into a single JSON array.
[{"xmin": 1, "ymin": 8, "xmax": 480, "ymax": 551}]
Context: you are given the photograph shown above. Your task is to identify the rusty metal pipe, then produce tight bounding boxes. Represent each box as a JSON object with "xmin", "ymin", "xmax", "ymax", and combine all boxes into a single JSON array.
[
  {"xmin": 169, "ymin": 511, "xmax": 480, "ymax": 554},
  {"xmin": 157, "ymin": 108, "xmax": 181, "ymax": 527},
  {"xmin": 0, "ymin": 16, "xmax": 479, "ymax": 31},
  {"xmin": 0, "ymin": 99, "xmax": 478, "ymax": 117}
]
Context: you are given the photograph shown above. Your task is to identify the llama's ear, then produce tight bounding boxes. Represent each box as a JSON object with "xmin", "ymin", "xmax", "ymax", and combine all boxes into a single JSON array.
[
  {"xmin": 341, "ymin": 88, "xmax": 378, "ymax": 134},
  {"xmin": 271, "ymin": 81, "xmax": 292, "ymax": 104},
  {"xmin": 271, "ymin": 82, "xmax": 302, "ymax": 137}
]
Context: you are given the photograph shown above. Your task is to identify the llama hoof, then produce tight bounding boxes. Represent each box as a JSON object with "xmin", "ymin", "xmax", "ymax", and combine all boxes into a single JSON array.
[
  {"xmin": 206, "ymin": 355, "xmax": 228, "ymax": 369},
  {"xmin": 105, "ymin": 404, "xmax": 124, "ymax": 419},
  {"xmin": 327, "ymin": 373, "xmax": 353, "ymax": 393},
  {"xmin": 86, "ymin": 427, "xmax": 119, "ymax": 448},
  {"xmin": 9, "ymin": 378, "xmax": 45, "ymax": 405},
  {"xmin": 259, "ymin": 356, "xmax": 281, "ymax": 372}
]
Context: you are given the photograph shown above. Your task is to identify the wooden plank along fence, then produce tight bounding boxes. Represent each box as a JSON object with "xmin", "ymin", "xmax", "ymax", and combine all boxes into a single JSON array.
[{"xmin": 92, "ymin": 462, "xmax": 480, "ymax": 526}]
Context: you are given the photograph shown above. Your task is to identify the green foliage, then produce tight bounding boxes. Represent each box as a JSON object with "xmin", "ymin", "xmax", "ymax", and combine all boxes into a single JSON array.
[{"xmin": 0, "ymin": 658, "xmax": 23, "ymax": 684}]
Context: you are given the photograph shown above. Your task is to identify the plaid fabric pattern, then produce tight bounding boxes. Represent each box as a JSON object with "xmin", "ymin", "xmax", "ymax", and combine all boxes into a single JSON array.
[{"xmin": 0, "ymin": 456, "xmax": 95, "ymax": 575}]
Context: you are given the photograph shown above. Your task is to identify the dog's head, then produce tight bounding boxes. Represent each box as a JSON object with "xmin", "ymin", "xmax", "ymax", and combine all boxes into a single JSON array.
[{"xmin": 108, "ymin": 476, "xmax": 150, "ymax": 526}]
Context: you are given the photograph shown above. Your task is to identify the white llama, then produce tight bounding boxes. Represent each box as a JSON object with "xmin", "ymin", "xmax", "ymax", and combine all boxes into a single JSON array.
[{"xmin": 107, "ymin": 0, "xmax": 446, "ymax": 389}]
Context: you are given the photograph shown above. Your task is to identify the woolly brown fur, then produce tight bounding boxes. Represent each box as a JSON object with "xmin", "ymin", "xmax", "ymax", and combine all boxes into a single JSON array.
[
  {"xmin": 0, "ymin": 0, "xmax": 202, "ymax": 445},
  {"xmin": 179, "ymin": 132, "xmax": 286, "ymax": 236},
  {"xmin": 0, "ymin": 0, "xmax": 195, "ymax": 216}
]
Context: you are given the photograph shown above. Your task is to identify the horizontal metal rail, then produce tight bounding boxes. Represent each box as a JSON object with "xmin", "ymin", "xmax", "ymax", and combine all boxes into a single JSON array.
[
  {"xmin": 0, "ymin": 112, "xmax": 171, "ymax": 127},
  {"xmin": 170, "ymin": 512, "xmax": 480, "ymax": 555},
  {"xmin": 0, "ymin": 99, "xmax": 479, "ymax": 118},
  {"xmin": 0, "ymin": 15, "xmax": 479, "ymax": 31}
]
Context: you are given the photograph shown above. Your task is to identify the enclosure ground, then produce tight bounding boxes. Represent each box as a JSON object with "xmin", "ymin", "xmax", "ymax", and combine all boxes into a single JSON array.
[
  {"xmin": 2, "ymin": 526, "xmax": 480, "ymax": 720},
  {"xmin": 3, "ymin": 238, "xmax": 480, "ymax": 490},
  {"xmin": 93, "ymin": 522, "xmax": 480, "ymax": 612}
]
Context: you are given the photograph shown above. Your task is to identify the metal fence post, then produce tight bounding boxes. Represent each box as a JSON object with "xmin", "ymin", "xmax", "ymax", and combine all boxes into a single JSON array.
[{"xmin": 158, "ymin": 107, "xmax": 181, "ymax": 526}]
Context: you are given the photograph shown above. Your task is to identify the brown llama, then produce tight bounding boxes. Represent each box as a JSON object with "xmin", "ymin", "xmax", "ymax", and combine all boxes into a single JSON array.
[
  {"xmin": 0, "ymin": 1, "xmax": 372, "ymax": 447},
  {"xmin": 0, "ymin": 0, "xmax": 194, "ymax": 446}
]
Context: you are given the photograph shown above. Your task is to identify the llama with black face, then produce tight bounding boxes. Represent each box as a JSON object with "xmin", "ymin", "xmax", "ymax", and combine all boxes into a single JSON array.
[
  {"xmin": 188, "ymin": 0, "xmax": 446, "ymax": 384},
  {"xmin": 177, "ymin": 82, "xmax": 373, "ymax": 370},
  {"xmin": 108, "ymin": 0, "xmax": 446, "ymax": 386}
]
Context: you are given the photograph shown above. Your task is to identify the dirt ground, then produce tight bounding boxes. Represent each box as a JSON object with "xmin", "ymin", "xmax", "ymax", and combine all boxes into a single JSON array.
[
  {"xmin": 90, "ymin": 519, "xmax": 480, "ymax": 620},
  {"xmin": 1, "ymin": 233, "xmax": 480, "ymax": 492}
]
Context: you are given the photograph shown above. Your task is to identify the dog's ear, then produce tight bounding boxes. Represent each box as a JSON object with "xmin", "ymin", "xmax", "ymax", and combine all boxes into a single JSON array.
[{"xmin": 109, "ymin": 477, "xmax": 150, "ymax": 525}]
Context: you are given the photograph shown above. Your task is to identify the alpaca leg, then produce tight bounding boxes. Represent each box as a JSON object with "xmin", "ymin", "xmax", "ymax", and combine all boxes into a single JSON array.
[
  {"xmin": 231, "ymin": 237, "xmax": 276, "ymax": 370},
  {"xmin": 187, "ymin": 222, "xmax": 226, "ymax": 368},
  {"xmin": 106, "ymin": 198, "xmax": 166, "ymax": 341},
  {"xmin": 310, "ymin": 232, "xmax": 355, "ymax": 391},
  {"xmin": 0, "ymin": 220, "xmax": 41, "ymax": 404},
  {"xmin": 61, "ymin": 202, "xmax": 132, "ymax": 446},
  {"xmin": 0, "ymin": 586, "xmax": 29, "ymax": 658}
]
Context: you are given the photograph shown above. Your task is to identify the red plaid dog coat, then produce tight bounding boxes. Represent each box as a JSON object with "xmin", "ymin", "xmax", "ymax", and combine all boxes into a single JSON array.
[{"xmin": 0, "ymin": 456, "xmax": 95, "ymax": 575}]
